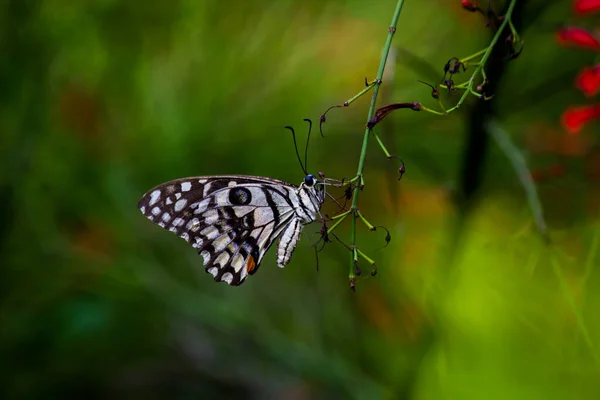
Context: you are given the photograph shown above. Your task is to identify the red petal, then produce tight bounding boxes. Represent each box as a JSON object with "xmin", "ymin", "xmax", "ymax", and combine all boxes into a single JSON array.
[
  {"xmin": 561, "ymin": 104, "xmax": 600, "ymax": 134},
  {"xmin": 556, "ymin": 27, "xmax": 600, "ymax": 51},
  {"xmin": 576, "ymin": 65, "xmax": 600, "ymax": 97},
  {"xmin": 574, "ymin": 0, "xmax": 600, "ymax": 14}
]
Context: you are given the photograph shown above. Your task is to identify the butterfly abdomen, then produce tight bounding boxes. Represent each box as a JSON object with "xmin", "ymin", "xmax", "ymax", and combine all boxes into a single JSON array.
[{"xmin": 277, "ymin": 219, "xmax": 302, "ymax": 267}]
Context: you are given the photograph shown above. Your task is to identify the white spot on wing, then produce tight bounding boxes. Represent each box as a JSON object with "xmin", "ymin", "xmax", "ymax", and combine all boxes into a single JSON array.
[
  {"xmin": 192, "ymin": 236, "xmax": 203, "ymax": 248},
  {"xmin": 199, "ymin": 179, "xmax": 208, "ymax": 184},
  {"xmin": 181, "ymin": 182, "xmax": 192, "ymax": 192},
  {"xmin": 256, "ymin": 225, "xmax": 274, "ymax": 249},
  {"xmin": 215, "ymin": 191, "xmax": 230, "ymax": 205},
  {"xmin": 152, "ymin": 207, "xmax": 161, "ymax": 216},
  {"xmin": 166, "ymin": 197, "xmax": 173, "ymax": 205},
  {"xmin": 186, "ymin": 218, "xmax": 200, "ymax": 232},
  {"xmin": 162, "ymin": 213, "xmax": 171, "ymax": 222},
  {"xmin": 221, "ymin": 272, "xmax": 233, "ymax": 284},
  {"xmin": 149, "ymin": 190, "xmax": 161, "ymax": 206},
  {"xmin": 140, "ymin": 206, "xmax": 146, "ymax": 214},
  {"xmin": 180, "ymin": 232, "xmax": 190, "ymax": 242},
  {"xmin": 174, "ymin": 199, "xmax": 188, "ymax": 212},
  {"xmin": 169, "ymin": 227, "xmax": 177, "ymax": 233},
  {"xmin": 228, "ymin": 181, "xmax": 237, "ymax": 187},
  {"xmin": 253, "ymin": 207, "xmax": 273, "ymax": 226},
  {"xmin": 172, "ymin": 217, "xmax": 185, "ymax": 227},
  {"xmin": 231, "ymin": 253, "xmax": 245, "ymax": 273},
  {"xmin": 215, "ymin": 252, "xmax": 230, "ymax": 267},
  {"xmin": 192, "ymin": 198, "xmax": 210, "ymax": 214},
  {"xmin": 203, "ymin": 209, "xmax": 218, "ymax": 224},
  {"xmin": 158, "ymin": 222, "xmax": 166, "ymax": 228},
  {"xmin": 248, "ymin": 187, "xmax": 267, "ymax": 206},
  {"xmin": 200, "ymin": 251, "xmax": 211, "ymax": 262},
  {"xmin": 203, "ymin": 182, "xmax": 212, "ymax": 196},
  {"xmin": 233, "ymin": 206, "xmax": 256, "ymax": 218},
  {"xmin": 200, "ymin": 226, "xmax": 219, "ymax": 240},
  {"xmin": 207, "ymin": 267, "xmax": 218, "ymax": 277},
  {"xmin": 213, "ymin": 234, "xmax": 230, "ymax": 252}
]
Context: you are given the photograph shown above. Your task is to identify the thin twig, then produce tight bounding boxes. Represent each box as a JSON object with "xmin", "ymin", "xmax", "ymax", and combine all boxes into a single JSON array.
[{"xmin": 444, "ymin": 0, "xmax": 518, "ymax": 113}]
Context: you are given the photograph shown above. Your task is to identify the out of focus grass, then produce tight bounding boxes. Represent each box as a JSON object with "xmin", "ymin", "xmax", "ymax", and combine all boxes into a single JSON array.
[{"xmin": 1, "ymin": 0, "xmax": 599, "ymax": 398}]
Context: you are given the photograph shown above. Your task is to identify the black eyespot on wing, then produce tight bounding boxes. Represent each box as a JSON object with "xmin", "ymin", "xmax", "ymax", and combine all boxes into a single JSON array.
[{"xmin": 229, "ymin": 187, "xmax": 252, "ymax": 205}]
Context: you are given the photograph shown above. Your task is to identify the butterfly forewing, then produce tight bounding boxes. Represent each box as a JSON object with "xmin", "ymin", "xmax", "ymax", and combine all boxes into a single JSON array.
[{"xmin": 138, "ymin": 175, "xmax": 322, "ymax": 286}]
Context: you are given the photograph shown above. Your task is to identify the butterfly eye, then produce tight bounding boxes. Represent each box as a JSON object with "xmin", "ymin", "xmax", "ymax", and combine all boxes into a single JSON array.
[{"xmin": 304, "ymin": 174, "xmax": 316, "ymax": 187}]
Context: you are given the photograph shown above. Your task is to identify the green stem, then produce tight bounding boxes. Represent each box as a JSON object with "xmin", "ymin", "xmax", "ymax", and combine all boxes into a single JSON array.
[
  {"xmin": 356, "ymin": 210, "xmax": 375, "ymax": 231},
  {"xmin": 331, "ymin": 209, "xmax": 351, "ymax": 220},
  {"xmin": 460, "ymin": 48, "xmax": 487, "ymax": 62},
  {"xmin": 328, "ymin": 211, "xmax": 350, "ymax": 235},
  {"xmin": 508, "ymin": 19, "xmax": 519, "ymax": 40},
  {"xmin": 350, "ymin": 211, "xmax": 357, "ymax": 280},
  {"xmin": 470, "ymin": 88, "xmax": 482, "ymax": 97},
  {"xmin": 421, "ymin": 105, "xmax": 447, "ymax": 116},
  {"xmin": 356, "ymin": 248, "xmax": 376, "ymax": 266},
  {"xmin": 436, "ymin": 98, "xmax": 447, "ymax": 114},
  {"xmin": 373, "ymin": 131, "xmax": 392, "ymax": 158},
  {"xmin": 346, "ymin": 81, "xmax": 377, "ymax": 105},
  {"xmin": 444, "ymin": 0, "xmax": 517, "ymax": 114},
  {"xmin": 348, "ymin": 0, "xmax": 405, "ymax": 279}
]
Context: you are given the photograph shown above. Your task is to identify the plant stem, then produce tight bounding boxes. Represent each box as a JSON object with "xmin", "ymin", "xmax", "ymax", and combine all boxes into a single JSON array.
[
  {"xmin": 348, "ymin": 0, "xmax": 405, "ymax": 279},
  {"xmin": 444, "ymin": 0, "xmax": 517, "ymax": 114},
  {"xmin": 347, "ymin": 81, "xmax": 377, "ymax": 105},
  {"xmin": 328, "ymin": 211, "xmax": 350, "ymax": 235},
  {"xmin": 373, "ymin": 131, "xmax": 392, "ymax": 157},
  {"xmin": 461, "ymin": 48, "xmax": 487, "ymax": 62}
]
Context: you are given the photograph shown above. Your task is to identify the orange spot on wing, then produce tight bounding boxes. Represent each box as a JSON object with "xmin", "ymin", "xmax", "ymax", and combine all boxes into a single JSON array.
[{"xmin": 246, "ymin": 255, "xmax": 256, "ymax": 273}]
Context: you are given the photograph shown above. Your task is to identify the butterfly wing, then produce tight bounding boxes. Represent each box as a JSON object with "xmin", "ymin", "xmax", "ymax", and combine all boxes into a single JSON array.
[{"xmin": 138, "ymin": 175, "xmax": 300, "ymax": 286}]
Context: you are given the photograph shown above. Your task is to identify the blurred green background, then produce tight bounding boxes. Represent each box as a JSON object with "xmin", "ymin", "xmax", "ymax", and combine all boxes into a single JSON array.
[{"xmin": 1, "ymin": 0, "xmax": 599, "ymax": 398}]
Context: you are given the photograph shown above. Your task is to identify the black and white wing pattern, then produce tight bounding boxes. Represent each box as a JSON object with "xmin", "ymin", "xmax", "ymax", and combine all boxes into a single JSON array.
[{"xmin": 138, "ymin": 175, "xmax": 325, "ymax": 286}]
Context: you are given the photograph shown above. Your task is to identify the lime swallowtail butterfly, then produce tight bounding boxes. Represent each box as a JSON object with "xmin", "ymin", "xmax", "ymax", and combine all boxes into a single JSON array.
[{"xmin": 138, "ymin": 174, "xmax": 325, "ymax": 286}]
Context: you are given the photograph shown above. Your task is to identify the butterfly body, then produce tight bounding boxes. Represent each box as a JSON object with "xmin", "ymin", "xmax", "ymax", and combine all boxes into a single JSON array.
[{"xmin": 138, "ymin": 175, "xmax": 324, "ymax": 286}]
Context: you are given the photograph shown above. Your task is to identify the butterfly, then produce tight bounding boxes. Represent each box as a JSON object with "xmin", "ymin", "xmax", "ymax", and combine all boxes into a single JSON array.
[{"xmin": 138, "ymin": 174, "xmax": 325, "ymax": 286}]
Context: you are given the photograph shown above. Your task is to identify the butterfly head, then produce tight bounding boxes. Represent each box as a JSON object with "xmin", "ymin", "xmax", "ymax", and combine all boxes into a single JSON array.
[
  {"xmin": 301, "ymin": 173, "xmax": 325, "ymax": 205},
  {"xmin": 304, "ymin": 174, "xmax": 317, "ymax": 187}
]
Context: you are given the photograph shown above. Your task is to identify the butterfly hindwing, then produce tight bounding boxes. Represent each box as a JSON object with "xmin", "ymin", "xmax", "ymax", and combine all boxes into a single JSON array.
[{"xmin": 138, "ymin": 175, "xmax": 305, "ymax": 286}]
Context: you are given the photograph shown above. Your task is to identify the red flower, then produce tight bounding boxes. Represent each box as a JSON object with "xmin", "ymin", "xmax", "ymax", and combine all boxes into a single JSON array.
[
  {"xmin": 561, "ymin": 104, "xmax": 600, "ymax": 134},
  {"xmin": 576, "ymin": 65, "xmax": 600, "ymax": 97},
  {"xmin": 557, "ymin": 2, "xmax": 600, "ymax": 137},
  {"xmin": 574, "ymin": 0, "xmax": 600, "ymax": 14},
  {"xmin": 556, "ymin": 27, "xmax": 600, "ymax": 51}
]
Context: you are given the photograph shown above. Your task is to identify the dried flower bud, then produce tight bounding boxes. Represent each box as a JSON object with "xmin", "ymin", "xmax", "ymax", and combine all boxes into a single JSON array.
[{"xmin": 461, "ymin": 0, "xmax": 479, "ymax": 12}]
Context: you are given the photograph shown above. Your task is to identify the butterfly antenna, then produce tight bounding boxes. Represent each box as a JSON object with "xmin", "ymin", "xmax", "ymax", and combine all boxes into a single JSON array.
[
  {"xmin": 303, "ymin": 118, "xmax": 313, "ymax": 173},
  {"xmin": 285, "ymin": 125, "xmax": 308, "ymax": 175}
]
